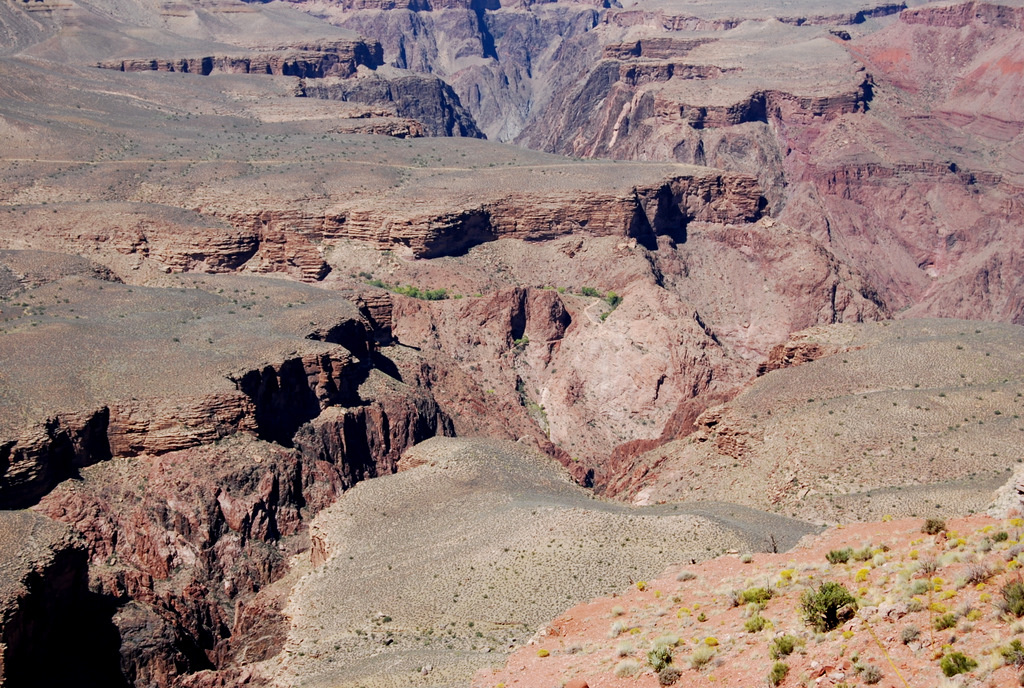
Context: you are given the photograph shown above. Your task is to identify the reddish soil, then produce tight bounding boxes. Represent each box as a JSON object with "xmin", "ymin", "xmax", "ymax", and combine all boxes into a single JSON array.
[{"xmin": 477, "ymin": 515, "xmax": 1024, "ymax": 688}]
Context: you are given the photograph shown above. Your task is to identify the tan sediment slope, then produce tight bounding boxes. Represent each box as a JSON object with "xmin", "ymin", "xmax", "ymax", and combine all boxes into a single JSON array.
[
  {"xmin": 269, "ymin": 437, "xmax": 820, "ymax": 687},
  {"xmin": 615, "ymin": 319, "xmax": 1024, "ymax": 523}
]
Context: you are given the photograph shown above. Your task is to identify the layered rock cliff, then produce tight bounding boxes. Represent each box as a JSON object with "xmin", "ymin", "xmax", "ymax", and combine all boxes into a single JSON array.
[
  {"xmin": 379, "ymin": 213, "xmax": 886, "ymax": 488},
  {"xmin": 295, "ymin": 0, "xmax": 605, "ymax": 139},
  {"xmin": 36, "ymin": 382, "xmax": 449, "ymax": 685},
  {"xmin": 278, "ymin": 0, "xmax": 1024, "ymax": 325},
  {"xmin": 325, "ymin": 171, "xmax": 763, "ymax": 258},
  {"xmin": 96, "ymin": 38, "xmax": 385, "ymax": 78},
  {"xmin": 3, "ymin": 1, "xmax": 1024, "ymax": 685},
  {"xmin": 299, "ymin": 71, "xmax": 482, "ymax": 137}
]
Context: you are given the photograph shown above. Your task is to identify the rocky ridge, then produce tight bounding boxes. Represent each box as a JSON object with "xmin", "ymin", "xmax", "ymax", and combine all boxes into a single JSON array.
[
  {"xmin": 476, "ymin": 513, "xmax": 1024, "ymax": 688},
  {"xmin": 95, "ymin": 38, "xmax": 385, "ymax": 78},
  {"xmin": 263, "ymin": 437, "xmax": 819, "ymax": 688}
]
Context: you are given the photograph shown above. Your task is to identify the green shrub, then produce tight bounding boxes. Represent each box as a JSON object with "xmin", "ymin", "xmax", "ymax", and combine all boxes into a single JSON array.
[
  {"xmin": 923, "ymin": 518, "xmax": 947, "ymax": 535},
  {"xmin": 653, "ymin": 634, "xmax": 679, "ymax": 648},
  {"xmin": 910, "ymin": 579, "xmax": 930, "ymax": 595},
  {"xmin": 745, "ymin": 613, "xmax": 768, "ymax": 633},
  {"xmin": 647, "ymin": 645, "xmax": 672, "ymax": 672},
  {"xmin": 1003, "ymin": 579, "xmax": 1024, "ymax": 617},
  {"xmin": 367, "ymin": 280, "xmax": 450, "ymax": 301},
  {"xmin": 856, "ymin": 662, "xmax": 883, "ymax": 684},
  {"xmin": 801, "ymin": 582, "xmax": 857, "ymax": 632},
  {"xmin": 605, "ymin": 291, "xmax": 622, "ymax": 308},
  {"xmin": 769, "ymin": 661, "xmax": 789, "ymax": 686},
  {"xmin": 934, "ymin": 613, "xmax": 957, "ymax": 630},
  {"xmin": 940, "ymin": 652, "xmax": 977, "ymax": 677},
  {"xmin": 826, "ymin": 548, "xmax": 853, "ymax": 564},
  {"xmin": 1001, "ymin": 639, "xmax": 1024, "ymax": 668},
  {"xmin": 614, "ymin": 659, "xmax": 640, "ymax": 677},
  {"xmin": 392, "ymin": 284, "xmax": 449, "ymax": 301},
  {"xmin": 995, "ymin": 531, "xmax": 1010, "ymax": 542},
  {"xmin": 770, "ymin": 634, "xmax": 800, "ymax": 659},
  {"xmin": 689, "ymin": 646, "xmax": 715, "ymax": 669},
  {"xmin": 900, "ymin": 626, "xmax": 920, "ymax": 644},
  {"xmin": 741, "ymin": 586, "xmax": 774, "ymax": 605},
  {"xmin": 580, "ymin": 286, "xmax": 601, "ymax": 297},
  {"xmin": 850, "ymin": 546, "xmax": 872, "ymax": 562}
]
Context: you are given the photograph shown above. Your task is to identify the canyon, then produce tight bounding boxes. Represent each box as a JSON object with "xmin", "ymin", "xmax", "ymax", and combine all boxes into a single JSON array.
[{"xmin": 0, "ymin": 0, "xmax": 1023, "ymax": 685}]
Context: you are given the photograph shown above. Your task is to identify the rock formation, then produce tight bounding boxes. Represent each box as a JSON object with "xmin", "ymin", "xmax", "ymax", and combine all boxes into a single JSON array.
[
  {"xmin": 286, "ymin": 0, "xmax": 1024, "ymax": 325},
  {"xmin": 1, "ymin": 0, "xmax": 1024, "ymax": 685},
  {"xmin": 0, "ymin": 511, "xmax": 124, "ymax": 687},
  {"xmin": 96, "ymin": 39, "xmax": 385, "ymax": 78},
  {"xmin": 0, "ymin": 267, "xmax": 452, "ymax": 684}
]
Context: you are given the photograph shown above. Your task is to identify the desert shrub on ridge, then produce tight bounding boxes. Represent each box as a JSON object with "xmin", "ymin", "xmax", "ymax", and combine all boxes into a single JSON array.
[
  {"xmin": 940, "ymin": 651, "xmax": 977, "ymax": 677},
  {"xmin": 801, "ymin": 582, "xmax": 857, "ymax": 632},
  {"xmin": 826, "ymin": 548, "xmax": 853, "ymax": 564},
  {"xmin": 1002, "ymin": 579, "xmax": 1024, "ymax": 618}
]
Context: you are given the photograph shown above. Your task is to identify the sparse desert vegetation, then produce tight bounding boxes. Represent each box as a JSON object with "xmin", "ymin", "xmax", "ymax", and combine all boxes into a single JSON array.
[
  {"xmin": 2, "ymin": 0, "xmax": 1024, "ymax": 684},
  {"xmin": 478, "ymin": 515, "xmax": 1024, "ymax": 688}
]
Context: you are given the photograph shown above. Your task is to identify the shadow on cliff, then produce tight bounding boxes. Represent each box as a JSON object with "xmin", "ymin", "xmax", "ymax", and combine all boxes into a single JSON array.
[
  {"xmin": 3, "ymin": 551, "xmax": 128, "ymax": 688},
  {"xmin": 0, "ymin": 409, "xmax": 113, "ymax": 510}
]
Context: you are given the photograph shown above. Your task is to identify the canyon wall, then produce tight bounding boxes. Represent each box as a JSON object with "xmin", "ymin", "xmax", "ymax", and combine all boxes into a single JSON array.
[
  {"xmin": 0, "ymin": 272, "xmax": 453, "ymax": 686},
  {"xmin": 283, "ymin": 0, "xmax": 1024, "ymax": 325}
]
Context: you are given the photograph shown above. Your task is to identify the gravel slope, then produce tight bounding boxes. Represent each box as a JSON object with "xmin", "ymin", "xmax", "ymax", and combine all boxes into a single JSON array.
[{"xmin": 267, "ymin": 438, "xmax": 819, "ymax": 687}]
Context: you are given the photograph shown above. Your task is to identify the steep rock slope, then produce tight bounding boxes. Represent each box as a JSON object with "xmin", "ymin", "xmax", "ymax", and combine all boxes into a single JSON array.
[
  {"xmin": 0, "ymin": 0, "xmax": 481, "ymax": 137},
  {"xmin": 296, "ymin": 0, "xmax": 607, "ymax": 140},
  {"xmin": 0, "ymin": 511, "xmax": 124, "ymax": 687},
  {"xmin": 0, "ymin": 265, "xmax": 452, "ymax": 685},
  {"xmin": 783, "ymin": 0, "xmax": 1024, "ymax": 322},
  {"xmin": 289, "ymin": 0, "xmax": 1024, "ymax": 324},
  {"xmin": 340, "ymin": 213, "xmax": 885, "ymax": 486}
]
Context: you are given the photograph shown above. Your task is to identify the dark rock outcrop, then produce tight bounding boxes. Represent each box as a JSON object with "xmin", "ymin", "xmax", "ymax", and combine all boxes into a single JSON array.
[
  {"xmin": 300, "ymin": 72, "xmax": 483, "ymax": 137},
  {"xmin": 33, "ymin": 360, "xmax": 451, "ymax": 686},
  {"xmin": 325, "ymin": 171, "xmax": 764, "ymax": 258}
]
